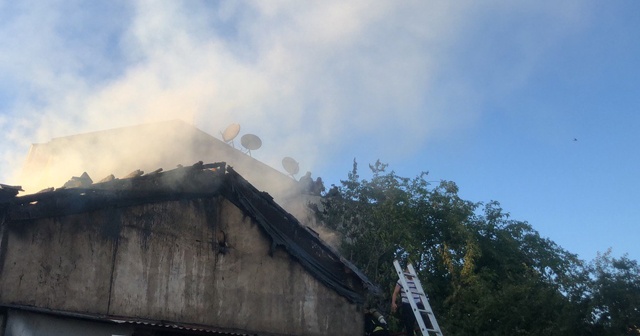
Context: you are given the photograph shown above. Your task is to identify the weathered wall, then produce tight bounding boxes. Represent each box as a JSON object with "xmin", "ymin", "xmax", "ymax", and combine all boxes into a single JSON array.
[
  {"xmin": 211, "ymin": 198, "xmax": 361, "ymax": 335},
  {"xmin": 0, "ymin": 197, "xmax": 363, "ymax": 335},
  {"xmin": 108, "ymin": 199, "xmax": 220, "ymax": 323},
  {"xmin": 0, "ymin": 213, "xmax": 115, "ymax": 314}
]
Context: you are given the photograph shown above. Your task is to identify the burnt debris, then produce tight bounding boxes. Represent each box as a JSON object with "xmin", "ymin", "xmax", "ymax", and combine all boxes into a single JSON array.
[{"xmin": 0, "ymin": 184, "xmax": 23, "ymax": 202}]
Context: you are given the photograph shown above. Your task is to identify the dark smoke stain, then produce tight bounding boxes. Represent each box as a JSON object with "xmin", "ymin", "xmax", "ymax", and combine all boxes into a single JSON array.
[
  {"xmin": 203, "ymin": 197, "xmax": 228, "ymax": 255},
  {"xmin": 0, "ymin": 218, "xmax": 8, "ymax": 278},
  {"xmin": 99, "ymin": 207, "xmax": 122, "ymax": 243},
  {"xmin": 136, "ymin": 210, "xmax": 157, "ymax": 251}
]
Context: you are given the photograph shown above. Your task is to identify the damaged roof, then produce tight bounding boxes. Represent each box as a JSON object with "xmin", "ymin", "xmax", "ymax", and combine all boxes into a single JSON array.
[
  {"xmin": 0, "ymin": 184, "xmax": 23, "ymax": 202},
  {"xmin": 0, "ymin": 162, "xmax": 379, "ymax": 304}
]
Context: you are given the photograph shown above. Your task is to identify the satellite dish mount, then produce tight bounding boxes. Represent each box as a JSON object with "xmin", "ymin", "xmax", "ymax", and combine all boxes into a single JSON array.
[
  {"xmin": 221, "ymin": 123, "xmax": 241, "ymax": 148},
  {"xmin": 282, "ymin": 157, "xmax": 300, "ymax": 178},
  {"xmin": 240, "ymin": 134, "xmax": 262, "ymax": 157}
]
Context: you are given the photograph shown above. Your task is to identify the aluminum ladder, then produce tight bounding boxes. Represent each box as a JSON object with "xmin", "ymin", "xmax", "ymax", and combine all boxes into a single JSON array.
[{"xmin": 393, "ymin": 260, "xmax": 443, "ymax": 336}]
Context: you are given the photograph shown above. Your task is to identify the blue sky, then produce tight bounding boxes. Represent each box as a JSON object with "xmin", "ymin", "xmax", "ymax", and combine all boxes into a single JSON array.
[{"xmin": 1, "ymin": 1, "xmax": 639, "ymax": 263}]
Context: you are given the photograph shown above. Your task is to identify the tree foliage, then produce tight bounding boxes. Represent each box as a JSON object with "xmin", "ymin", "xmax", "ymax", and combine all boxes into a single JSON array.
[
  {"xmin": 589, "ymin": 250, "xmax": 640, "ymax": 335},
  {"xmin": 316, "ymin": 160, "xmax": 640, "ymax": 335}
]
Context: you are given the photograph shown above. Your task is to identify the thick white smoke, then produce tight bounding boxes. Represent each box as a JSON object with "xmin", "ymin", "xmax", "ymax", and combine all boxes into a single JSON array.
[{"xmin": 0, "ymin": 1, "xmax": 589, "ymax": 191}]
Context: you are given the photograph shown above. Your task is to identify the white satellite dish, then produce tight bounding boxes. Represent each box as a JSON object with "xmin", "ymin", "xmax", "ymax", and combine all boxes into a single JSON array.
[
  {"xmin": 221, "ymin": 123, "xmax": 241, "ymax": 146},
  {"xmin": 282, "ymin": 157, "xmax": 300, "ymax": 177},
  {"xmin": 240, "ymin": 134, "xmax": 262, "ymax": 156}
]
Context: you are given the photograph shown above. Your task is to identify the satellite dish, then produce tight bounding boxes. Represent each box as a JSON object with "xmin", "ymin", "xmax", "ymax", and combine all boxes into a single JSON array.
[
  {"xmin": 222, "ymin": 123, "xmax": 240, "ymax": 143},
  {"xmin": 282, "ymin": 157, "xmax": 300, "ymax": 177},
  {"xmin": 240, "ymin": 134, "xmax": 262, "ymax": 156}
]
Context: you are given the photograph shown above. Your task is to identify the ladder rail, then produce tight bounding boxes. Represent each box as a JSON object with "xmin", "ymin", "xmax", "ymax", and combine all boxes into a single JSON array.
[
  {"xmin": 393, "ymin": 260, "xmax": 443, "ymax": 336},
  {"xmin": 394, "ymin": 260, "xmax": 430, "ymax": 335},
  {"xmin": 406, "ymin": 263, "xmax": 443, "ymax": 335}
]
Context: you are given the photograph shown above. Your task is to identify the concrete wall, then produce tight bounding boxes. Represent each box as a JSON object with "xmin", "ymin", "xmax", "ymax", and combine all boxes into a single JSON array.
[{"xmin": 0, "ymin": 197, "xmax": 363, "ymax": 335}]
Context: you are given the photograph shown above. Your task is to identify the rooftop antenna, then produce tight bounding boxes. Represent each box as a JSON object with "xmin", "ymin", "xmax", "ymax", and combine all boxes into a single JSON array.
[
  {"xmin": 282, "ymin": 157, "xmax": 300, "ymax": 178},
  {"xmin": 240, "ymin": 134, "xmax": 262, "ymax": 157},
  {"xmin": 221, "ymin": 123, "xmax": 241, "ymax": 148}
]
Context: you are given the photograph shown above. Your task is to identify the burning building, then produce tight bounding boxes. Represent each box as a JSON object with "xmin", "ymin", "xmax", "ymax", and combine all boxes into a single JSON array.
[{"xmin": 0, "ymin": 123, "xmax": 378, "ymax": 335}]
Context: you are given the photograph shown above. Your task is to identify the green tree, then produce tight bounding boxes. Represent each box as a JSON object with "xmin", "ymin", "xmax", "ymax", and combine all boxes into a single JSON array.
[
  {"xmin": 317, "ymin": 160, "xmax": 592, "ymax": 335},
  {"xmin": 589, "ymin": 250, "xmax": 640, "ymax": 335}
]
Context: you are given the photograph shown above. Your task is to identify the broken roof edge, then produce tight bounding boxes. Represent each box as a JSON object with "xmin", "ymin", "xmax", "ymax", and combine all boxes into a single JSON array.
[
  {"xmin": 9, "ymin": 161, "xmax": 225, "ymax": 197},
  {"xmin": 3, "ymin": 162, "xmax": 227, "ymax": 221}
]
